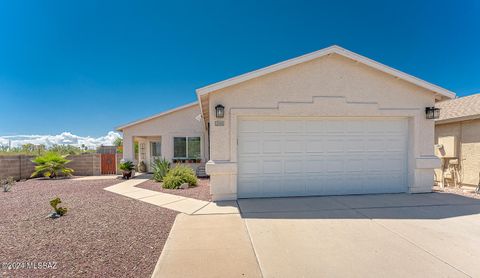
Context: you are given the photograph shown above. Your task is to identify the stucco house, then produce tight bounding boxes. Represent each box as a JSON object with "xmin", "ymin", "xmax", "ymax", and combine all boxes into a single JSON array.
[
  {"xmin": 117, "ymin": 45, "xmax": 455, "ymax": 201},
  {"xmin": 434, "ymin": 93, "xmax": 480, "ymax": 188}
]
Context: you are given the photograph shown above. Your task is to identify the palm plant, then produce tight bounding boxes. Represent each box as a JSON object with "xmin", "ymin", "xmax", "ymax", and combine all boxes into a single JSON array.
[
  {"xmin": 31, "ymin": 152, "xmax": 74, "ymax": 178},
  {"xmin": 119, "ymin": 160, "xmax": 135, "ymax": 179},
  {"xmin": 152, "ymin": 157, "xmax": 170, "ymax": 182}
]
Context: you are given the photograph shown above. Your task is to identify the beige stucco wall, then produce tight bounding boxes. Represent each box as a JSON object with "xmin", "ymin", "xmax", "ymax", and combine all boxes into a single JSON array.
[
  {"xmin": 435, "ymin": 119, "xmax": 480, "ymax": 187},
  {"xmin": 205, "ymin": 53, "xmax": 440, "ymax": 200},
  {"xmin": 0, "ymin": 153, "xmax": 103, "ymax": 179},
  {"xmin": 122, "ymin": 105, "xmax": 207, "ymax": 169}
]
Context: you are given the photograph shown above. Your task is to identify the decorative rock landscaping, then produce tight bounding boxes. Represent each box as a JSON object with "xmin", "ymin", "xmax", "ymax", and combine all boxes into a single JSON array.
[{"xmin": 0, "ymin": 178, "xmax": 177, "ymax": 277}]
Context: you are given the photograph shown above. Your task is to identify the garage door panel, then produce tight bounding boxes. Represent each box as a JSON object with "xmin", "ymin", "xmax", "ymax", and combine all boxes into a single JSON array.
[
  {"xmin": 305, "ymin": 120, "xmax": 324, "ymax": 133},
  {"xmin": 284, "ymin": 140, "xmax": 304, "ymax": 153},
  {"xmin": 281, "ymin": 178, "xmax": 306, "ymax": 195},
  {"xmin": 262, "ymin": 121, "xmax": 283, "ymax": 133},
  {"xmin": 263, "ymin": 140, "xmax": 282, "ymax": 154},
  {"xmin": 325, "ymin": 159, "xmax": 344, "ymax": 173},
  {"xmin": 345, "ymin": 137, "xmax": 365, "ymax": 152},
  {"xmin": 239, "ymin": 120, "xmax": 262, "ymax": 133},
  {"xmin": 305, "ymin": 159, "xmax": 325, "ymax": 173},
  {"xmin": 239, "ymin": 139, "xmax": 261, "ymax": 154},
  {"xmin": 345, "ymin": 159, "xmax": 364, "ymax": 172},
  {"xmin": 324, "ymin": 138, "xmax": 345, "ymax": 152},
  {"xmin": 238, "ymin": 178, "xmax": 262, "ymax": 197},
  {"xmin": 364, "ymin": 138, "xmax": 386, "ymax": 151},
  {"xmin": 285, "ymin": 160, "xmax": 303, "ymax": 174},
  {"xmin": 306, "ymin": 139, "xmax": 324, "ymax": 153},
  {"xmin": 324, "ymin": 120, "xmax": 345, "ymax": 133},
  {"xmin": 238, "ymin": 160, "xmax": 261, "ymax": 175},
  {"xmin": 263, "ymin": 160, "xmax": 282, "ymax": 174},
  {"xmin": 238, "ymin": 118, "xmax": 408, "ymax": 198},
  {"xmin": 283, "ymin": 120, "xmax": 304, "ymax": 133}
]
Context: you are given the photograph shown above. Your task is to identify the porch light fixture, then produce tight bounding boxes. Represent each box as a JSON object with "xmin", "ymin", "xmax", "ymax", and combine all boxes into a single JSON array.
[
  {"xmin": 425, "ymin": 107, "xmax": 440, "ymax": 119},
  {"xmin": 215, "ymin": 104, "xmax": 225, "ymax": 118}
]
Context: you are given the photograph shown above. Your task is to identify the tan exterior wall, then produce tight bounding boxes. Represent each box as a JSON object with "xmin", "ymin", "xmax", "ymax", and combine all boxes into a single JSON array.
[
  {"xmin": 0, "ymin": 155, "xmax": 36, "ymax": 180},
  {"xmin": 122, "ymin": 105, "xmax": 207, "ymax": 169},
  {"xmin": 435, "ymin": 119, "xmax": 480, "ymax": 187},
  {"xmin": 67, "ymin": 154, "xmax": 102, "ymax": 176},
  {"xmin": 206, "ymin": 53, "xmax": 440, "ymax": 200},
  {"xmin": 0, "ymin": 153, "xmax": 102, "ymax": 179}
]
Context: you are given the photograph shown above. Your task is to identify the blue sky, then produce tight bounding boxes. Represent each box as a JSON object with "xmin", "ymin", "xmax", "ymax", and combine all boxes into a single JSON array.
[{"xmin": 1, "ymin": 0, "xmax": 479, "ymax": 139}]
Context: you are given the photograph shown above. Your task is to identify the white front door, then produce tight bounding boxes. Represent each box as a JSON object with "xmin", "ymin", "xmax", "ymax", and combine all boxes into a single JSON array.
[
  {"xmin": 150, "ymin": 141, "xmax": 162, "ymax": 170},
  {"xmin": 237, "ymin": 117, "xmax": 408, "ymax": 198}
]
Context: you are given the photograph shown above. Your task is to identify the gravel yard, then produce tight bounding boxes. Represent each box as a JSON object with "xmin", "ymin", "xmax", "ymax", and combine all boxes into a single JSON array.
[
  {"xmin": 136, "ymin": 178, "xmax": 211, "ymax": 201},
  {"xmin": 433, "ymin": 185, "xmax": 480, "ymax": 199},
  {"xmin": 0, "ymin": 178, "xmax": 178, "ymax": 277}
]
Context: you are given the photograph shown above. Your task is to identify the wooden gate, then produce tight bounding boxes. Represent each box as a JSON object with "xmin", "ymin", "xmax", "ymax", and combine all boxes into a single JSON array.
[{"xmin": 101, "ymin": 154, "xmax": 116, "ymax": 175}]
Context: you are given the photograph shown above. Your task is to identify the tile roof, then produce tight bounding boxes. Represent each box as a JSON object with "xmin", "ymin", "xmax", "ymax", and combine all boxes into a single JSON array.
[{"xmin": 436, "ymin": 93, "xmax": 480, "ymax": 123}]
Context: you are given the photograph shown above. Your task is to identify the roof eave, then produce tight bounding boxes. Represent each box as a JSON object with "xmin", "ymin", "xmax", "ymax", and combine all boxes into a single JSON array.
[
  {"xmin": 196, "ymin": 45, "xmax": 455, "ymax": 99},
  {"xmin": 115, "ymin": 101, "xmax": 199, "ymax": 131},
  {"xmin": 436, "ymin": 114, "xmax": 480, "ymax": 125}
]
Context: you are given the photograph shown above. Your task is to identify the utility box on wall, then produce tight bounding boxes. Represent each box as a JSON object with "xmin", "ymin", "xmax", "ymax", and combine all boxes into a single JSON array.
[{"xmin": 435, "ymin": 136, "xmax": 457, "ymax": 158}]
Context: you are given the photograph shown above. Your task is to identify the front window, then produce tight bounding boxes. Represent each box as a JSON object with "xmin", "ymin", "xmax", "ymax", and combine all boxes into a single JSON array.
[{"xmin": 174, "ymin": 137, "xmax": 201, "ymax": 159}]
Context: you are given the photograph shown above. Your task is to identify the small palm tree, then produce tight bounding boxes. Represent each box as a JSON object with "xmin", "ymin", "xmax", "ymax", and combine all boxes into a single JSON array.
[{"xmin": 31, "ymin": 152, "xmax": 74, "ymax": 178}]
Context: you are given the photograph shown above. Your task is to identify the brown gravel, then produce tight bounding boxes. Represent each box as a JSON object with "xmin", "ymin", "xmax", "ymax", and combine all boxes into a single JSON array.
[
  {"xmin": 433, "ymin": 185, "xmax": 480, "ymax": 200},
  {"xmin": 136, "ymin": 178, "xmax": 211, "ymax": 201},
  {"xmin": 0, "ymin": 178, "xmax": 178, "ymax": 278}
]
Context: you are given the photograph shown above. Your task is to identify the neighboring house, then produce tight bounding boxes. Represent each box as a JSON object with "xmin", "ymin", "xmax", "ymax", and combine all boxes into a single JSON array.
[
  {"xmin": 434, "ymin": 94, "xmax": 480, "ymax": 188},
  {"xmin": 118, "ymin": 45, "xmax": 455, "ymax": 201}
]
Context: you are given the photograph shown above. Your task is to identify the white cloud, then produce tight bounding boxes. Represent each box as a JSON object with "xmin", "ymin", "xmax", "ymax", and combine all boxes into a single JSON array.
[{"xmin": 0, "ymin": 131, "xmax": 122, "ymax": 149}]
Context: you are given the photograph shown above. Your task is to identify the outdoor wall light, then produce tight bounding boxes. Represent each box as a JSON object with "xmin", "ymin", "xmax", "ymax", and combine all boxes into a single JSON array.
[
  {"xmin": 215, "ymin": 104, "xmax": 225, "ymax": 118},
  {"xmin": 425, "ymin": 107, "xmax": 440, "ymax": 119}
]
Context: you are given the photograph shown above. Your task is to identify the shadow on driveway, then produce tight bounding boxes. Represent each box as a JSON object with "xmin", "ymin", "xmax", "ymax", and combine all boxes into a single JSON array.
[{"xmin": 237, "ymin": 192, "xmax": 480, "ymax": 220}]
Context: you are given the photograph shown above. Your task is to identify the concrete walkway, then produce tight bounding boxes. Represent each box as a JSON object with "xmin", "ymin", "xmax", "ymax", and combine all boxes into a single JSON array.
[
  {"xmin": 103, "ymin": 177, "xmax": 239, "ymax": 215},
  {"xmin": 151, "ymin": 214, "xmax": 262, "ymax": 278},
  {"xmin": 76, "ymin": 175, "xmax": 121, "ymax": 181},
  {"xmin": 104, "ymin": 177, "xmax": 256, "ymax": 277}
]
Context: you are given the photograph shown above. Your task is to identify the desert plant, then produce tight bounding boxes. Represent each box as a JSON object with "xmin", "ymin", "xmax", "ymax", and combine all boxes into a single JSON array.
[
  {"xmin": 120, "ymin": 160, "xmax": 135, "ymax": 179},
  {"xmin": 119, "ymin": 160, "xmax": 135, "ymax": 171},
  {"xmin": 1, "ymin": 176, "xmax": 15, "ymax": 192},
  {"xmin": 162, "ymin": 165, "xmax": 197, "ymax": 189},
  {"xmin": 31, "ymin": 152, "xmax": 74, "ymax": 178},
  {"xmin": 152, "ymin": 158, "xmax": 170, "ymax": 182},
  {"xmin": 50, "ymin": 197, "xmax": 67, "ymax": 216}
]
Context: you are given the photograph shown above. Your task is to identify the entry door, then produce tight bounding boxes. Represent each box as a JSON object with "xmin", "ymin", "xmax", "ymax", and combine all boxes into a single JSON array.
[
  {"xmin": 237, "ymin": 117, "xmax": 408, "ymax": 198},
  {"xmin": 150, "ymin": 141, "xmax": 162, "ymax": 169}
]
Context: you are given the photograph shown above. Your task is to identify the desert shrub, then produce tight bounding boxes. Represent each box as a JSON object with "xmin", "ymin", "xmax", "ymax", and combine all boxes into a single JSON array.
[
  {"xmin": 119, "ymin": 160, "xmax": 135, "ymax": 171},
  {"xmin": 162, "ymin": 165, "xmax": 197, "ymax": 189},
  {"xmin": 31, "ymin": 152, "xmax": 74, "ymax": 178},
  {"xmin": 50, "ymin": 197, "xmax": 68, "ymax": 216},
  {"xmin": 152, "ymin": 158, "xmax": 170, "ymax": 182},
  {"xmin": 1, "ymin": 177, "xmax": 15, "ymax": 192}
]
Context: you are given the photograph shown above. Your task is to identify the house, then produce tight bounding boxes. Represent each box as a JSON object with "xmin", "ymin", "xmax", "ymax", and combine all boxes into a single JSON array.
[
  {"xmin": 117, "ymin": 45, "xmax": 455, "ymax": 201},
  {"xmin": 434, "ymin": 93, "xmax": 480, "ymax": 188}
]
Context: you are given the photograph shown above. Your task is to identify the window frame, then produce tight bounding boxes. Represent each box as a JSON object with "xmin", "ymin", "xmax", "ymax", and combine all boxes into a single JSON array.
[{"xmin": 173, "ymin": 136, "xmax": 201, "ymax": 159}]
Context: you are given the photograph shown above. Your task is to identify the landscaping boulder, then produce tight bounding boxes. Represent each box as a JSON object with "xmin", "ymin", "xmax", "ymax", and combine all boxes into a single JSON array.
[{"xmin": 179, "ymin": 183, "xmax": 189, "ymax": 189}]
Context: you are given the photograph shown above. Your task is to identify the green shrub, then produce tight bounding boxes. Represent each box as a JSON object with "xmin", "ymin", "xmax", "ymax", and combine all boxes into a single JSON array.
[
  {"xmin": 152, "ymin": 158, "xmax": 170, "ymax": 182},
  {"xmin": 50, "ymin": 197, "xmax": 67, "ymax": 216},
  {"xmin": 162, "ymin": 165, "xmax": 197, "ymax": 189},
  {"xmin": 119, "ymin": 160, "xmax": 135, "ymax": 171},
  {"xmin": 31, "ymin": 152, "xmax": 74, "ymax": 178}
]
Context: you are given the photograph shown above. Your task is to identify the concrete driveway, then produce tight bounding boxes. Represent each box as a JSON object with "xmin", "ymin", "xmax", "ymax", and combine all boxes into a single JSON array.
[{"xmin": 238, "ymin": 193, "xmax": 480, "ymax": 278}]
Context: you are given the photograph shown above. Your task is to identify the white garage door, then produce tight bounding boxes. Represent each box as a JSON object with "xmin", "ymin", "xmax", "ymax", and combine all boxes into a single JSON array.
[{"xmin": 237, "ymin": 118, "xmax": 408, "ymax": 198}]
